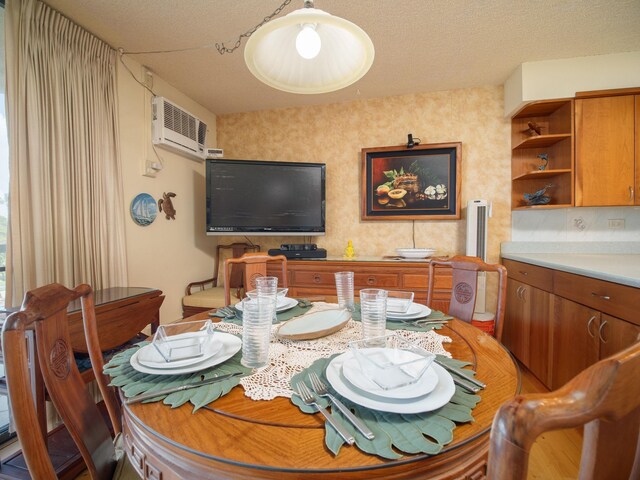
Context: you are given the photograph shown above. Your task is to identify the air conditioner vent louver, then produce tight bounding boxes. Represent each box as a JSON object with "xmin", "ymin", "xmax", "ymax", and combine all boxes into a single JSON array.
[{"xmin": 152, "ymin": 96, "xmax": 206, "ymax": 161}]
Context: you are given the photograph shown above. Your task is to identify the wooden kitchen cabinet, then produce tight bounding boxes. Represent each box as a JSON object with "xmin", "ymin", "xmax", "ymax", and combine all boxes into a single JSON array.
[
  {"xmin": 502, "ymin": 262, "xmax": 553, "ymax": 387},
  {"xmin": 551, "ymin": 296, "xmax": 600, "ymax": 390},
  {"xmin": 575, "ymin": 89, "xmax": 640, "ymax": 206},
  {"xmin": 551, "ymin": 298, "xmax": 640, "ymax": 390},
  {"xmin": 504, "ymin": 258, "xmax": 640, "ymax": 391}
]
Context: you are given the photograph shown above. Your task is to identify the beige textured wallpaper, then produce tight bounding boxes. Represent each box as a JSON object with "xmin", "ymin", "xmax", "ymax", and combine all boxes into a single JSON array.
[{"xmin": 217, "ymin": 86, "xmax": 511, "ymax": 267}]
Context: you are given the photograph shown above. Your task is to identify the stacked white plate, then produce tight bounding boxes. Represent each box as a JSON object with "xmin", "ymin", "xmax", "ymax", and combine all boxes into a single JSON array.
[
  {"xmin": 236, "ymin": 296, "xmax": 298, "ymax": 313},
  {"xmin": 325, "ymin": 350, "xmax": 455, "ymax": 414},
  {"xmin": 396, "ymin": 248, "xmax": 436, "ymax": 259},
  {"xmin": 386, "ymin": 302, "xmax": 432, "ymax": 321},
  {"xmin": 130, "ymin": 331, "xmax": 241, "ymax": 375}
]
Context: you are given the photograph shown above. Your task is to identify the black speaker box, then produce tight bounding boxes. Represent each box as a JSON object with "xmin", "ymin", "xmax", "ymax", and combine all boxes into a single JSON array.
[{"xmin": 268, "ymin": 248, "xmax": 327, "ymax": 259}]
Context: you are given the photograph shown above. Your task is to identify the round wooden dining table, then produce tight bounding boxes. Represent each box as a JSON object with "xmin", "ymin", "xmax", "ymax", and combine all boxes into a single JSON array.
[{"xmin": 121, "ymin": 316, "xmax": 520, "ymax": 480}]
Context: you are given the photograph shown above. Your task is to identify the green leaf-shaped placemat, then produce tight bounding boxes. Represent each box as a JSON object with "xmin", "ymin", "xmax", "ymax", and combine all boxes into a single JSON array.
[
  {"xmin": 103, "ymin": 341, "xmax": 251, "ymax": 412},
  {"xmin": 290, "ymin": 355, "xmax": 481, "ymax": 458}
]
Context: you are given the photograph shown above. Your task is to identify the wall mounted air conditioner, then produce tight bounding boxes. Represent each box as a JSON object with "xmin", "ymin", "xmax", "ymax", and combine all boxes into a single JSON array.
[{"xmin": 152, "ymin": 96, "xmax": 206, "ymax": 161}]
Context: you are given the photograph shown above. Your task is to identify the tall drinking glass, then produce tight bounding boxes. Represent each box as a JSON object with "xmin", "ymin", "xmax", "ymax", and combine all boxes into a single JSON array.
[
  {"xmin": 359, "ymin": 289, "xmax": 388, "ymax": 347},
  {"xmin": 334, "ymin": 271, "xmax": 355, "ymax": 312},
  {"xmin": 255, "ymin": 276, "xmax": 279, "ymax": 323},
  {"xmin": 241, "ymin": 296, "xmax": 276, "ymax": 369}
]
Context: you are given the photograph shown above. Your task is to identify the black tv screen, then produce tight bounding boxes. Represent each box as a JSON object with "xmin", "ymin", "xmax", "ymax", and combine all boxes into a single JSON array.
[{"xmin": 206, "ymin": 159, "xmax": 326, "ymax": 236}]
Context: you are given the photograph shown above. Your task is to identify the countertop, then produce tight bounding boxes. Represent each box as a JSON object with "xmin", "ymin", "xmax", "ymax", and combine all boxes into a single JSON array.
[{"xmin": 501, "ymin": 243, "xmax": 640, "ymax": 288}]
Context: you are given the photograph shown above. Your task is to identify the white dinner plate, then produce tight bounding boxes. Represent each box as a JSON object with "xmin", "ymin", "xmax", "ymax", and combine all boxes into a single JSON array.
[
  {"xmin": 130, "ymin": 332, "xmax": 242, "ymax": 375},
  {"xmin": 396, "ymin": 248, "xmax": 436, "ymax": 259},
  {"xmin": 341, "ymin": 351, "xmax": 439, "ymax": 400},
  {"xmin": 137, "ymin": 332, "xmax": 223, "ymax": 369},
  {"xmin": 326, "ymin": 352, "xmax": 455, "ymax": 414},
  {"xmin": 235, "ymin": 296, "xmax": 298, "ymax": 313},
  {"xmin": 386, "ymin": 303, "xmax": 432, "ymax": 321},
  {"xmin": 277, "ymin": 309, "xmax": 350, "ymax": 340}
]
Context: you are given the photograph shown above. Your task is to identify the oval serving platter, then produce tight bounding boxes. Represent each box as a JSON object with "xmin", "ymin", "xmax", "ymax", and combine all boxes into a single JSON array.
[{"xmin": 277, "ymin": 309, "xmax": 351, "ymax": 341}]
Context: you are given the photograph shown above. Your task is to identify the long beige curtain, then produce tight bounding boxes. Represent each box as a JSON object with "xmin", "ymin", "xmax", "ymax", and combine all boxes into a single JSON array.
[{"xmin": 4, "ymin": 0, "xmax": 128, "ymax": 307}]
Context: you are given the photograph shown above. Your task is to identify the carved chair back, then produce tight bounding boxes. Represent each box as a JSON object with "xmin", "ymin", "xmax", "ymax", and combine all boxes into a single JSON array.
[
  {"xmin": 487, "ymin": 341, "xmax": 640, "ymax": 479},
  {"xmin": 427, "ymin": 255, "xmax": 507, "ymax": 341},
  {"xmin": 224, "ymin": 253, "xmax": 288, "ymax": 306},
  {"xmin": 1, "ymin": 283, "xmax": 120, "ymax": 480}
]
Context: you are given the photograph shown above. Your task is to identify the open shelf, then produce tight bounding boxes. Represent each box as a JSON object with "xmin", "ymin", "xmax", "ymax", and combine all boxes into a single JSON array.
[
  {"xmin": 513, "ymin": 133, "xmax": 572, "ymax": 150},
  {"xmin": 511, "ymin": 99, "xmax": 574, "ymax": 210},
  {"xmin": 513, "ymin": 169, "xmax": 572, "ymax": 181},
  {"xmin": 512, "ymin": 203, "xmax": 573, "ymax": 211}
]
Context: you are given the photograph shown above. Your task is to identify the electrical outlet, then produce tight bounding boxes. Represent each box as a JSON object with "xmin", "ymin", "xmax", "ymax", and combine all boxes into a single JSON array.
[{"xmin": 608, "ymin": 219, "xmax": 625, "ymax": 229}]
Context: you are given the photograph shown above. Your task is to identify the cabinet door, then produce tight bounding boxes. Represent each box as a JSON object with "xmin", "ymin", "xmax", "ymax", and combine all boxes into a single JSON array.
[
  {"xmin": 503, "ymin": 280, "xmax": 529, "ymax": 364},
  {"xmin": 575, "ymin": 95, "xmax": 635, "ymax": 206},
  {"xmin": 551, "ymin": 297, "xmax": 600, "ymax": 390},
  {"xmin": 526, "ymin": 285, "xmax": 553, "ymax": 387},
  {"xmin": 598, "ymin": 314, "xmax": 640, "ymax": 360}
]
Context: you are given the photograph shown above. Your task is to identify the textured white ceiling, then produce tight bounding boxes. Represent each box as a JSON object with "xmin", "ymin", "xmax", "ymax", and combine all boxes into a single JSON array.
[{"xmin": 44, "ymin": 0, "xmax": 640, "ymax": 115}]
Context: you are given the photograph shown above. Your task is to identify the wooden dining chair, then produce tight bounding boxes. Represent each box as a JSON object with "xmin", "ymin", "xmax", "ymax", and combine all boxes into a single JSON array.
[
  {"xmin": 224, "ymin": 252, "xmax": 288, "ymax": 306},
  {"xmin": 182, "ymin": 242, "xmax": 260, "ymax": 317},
  {"xmin": 427, "ymin": 256, "xmax": 508, "ymax": 341},
  {"xmin": 487, "ymin": 341, "xmax": 640, "ymax": 479},
  {"xmin": 1, "ymin": 283, "xmax": 139, "ymax": 479}
]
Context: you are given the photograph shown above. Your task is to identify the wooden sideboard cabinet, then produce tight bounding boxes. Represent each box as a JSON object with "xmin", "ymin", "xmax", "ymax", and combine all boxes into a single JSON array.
[
  {"xmin": 268, "ymin": 258, "xmax": 452, "ymax": 312},
  {"xmin": 575, "ymin": 89, "xmax": 640, "ymax": 206},
  {"xmin": 502, "ymin": 259, "xmax": 640, "ymax": 390}
]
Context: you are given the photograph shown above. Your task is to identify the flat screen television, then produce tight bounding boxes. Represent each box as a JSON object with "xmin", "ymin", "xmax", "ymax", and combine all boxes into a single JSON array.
[{"xmin": 206, "ymin": 159, "xmax": 326, "ymax": 236}]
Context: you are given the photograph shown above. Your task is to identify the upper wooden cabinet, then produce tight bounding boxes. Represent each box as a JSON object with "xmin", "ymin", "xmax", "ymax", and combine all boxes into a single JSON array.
[
  {"xmin": 510, "ymin": 99, "xmax": 574, "ymax": 210},
  {"xmin": 575, "ymin": 91, "xmax": 639, "ymax": 206}
]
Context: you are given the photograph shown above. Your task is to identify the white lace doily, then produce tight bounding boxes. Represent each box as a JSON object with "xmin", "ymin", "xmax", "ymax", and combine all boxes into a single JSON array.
[{"xmin": 214, "ymin": 302, "xmax": 452, "ymax": 401}]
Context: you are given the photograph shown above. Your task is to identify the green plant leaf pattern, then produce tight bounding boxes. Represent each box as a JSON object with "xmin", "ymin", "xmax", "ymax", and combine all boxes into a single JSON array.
[
  {"xmin": 290, "ymin": 354, "xmax": 481, "ymax": 459},
  {"xmin": 103, "ymin": 340, "xmax": 251, "ymax": 412}
]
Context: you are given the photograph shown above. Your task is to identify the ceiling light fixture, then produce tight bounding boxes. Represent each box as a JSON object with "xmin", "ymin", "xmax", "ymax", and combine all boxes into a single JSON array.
[{"xmin": 244, "ymin": 0, "xmax": 375, "ymax": 94}]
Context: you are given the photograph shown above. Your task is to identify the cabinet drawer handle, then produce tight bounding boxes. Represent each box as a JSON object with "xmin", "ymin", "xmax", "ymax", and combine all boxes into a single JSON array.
[
  {"xmin": 520, "ymin": 286, "xmax": 527, "ymax": 303},
  {"xmin": 519, "ymin": 271, "xmax": 528, "ymax": 276},
  {"xmin": 516, "ymin": 286, "xmax": 523, "ymax": 299},
  {"xmin": 630, "ymin": 186, "xmax": 634, "ymax": 201},
  {"xmin": 313, "ymin": 274, "xmax": 321, "ymax": 283},
  {"xmin": 591, "ymin": 292, "xmax": 611, "ymax": 300},
  {"xmin": 598, "ymin": 320, "xmax": 608, "ymax": 343},
  {"xmin": 587, "ymin": 315, "xmax": 597, "ymax": 338},
  {"xmin": 366, "ymin": 276, "xmax": 376, "ymax": 285}
]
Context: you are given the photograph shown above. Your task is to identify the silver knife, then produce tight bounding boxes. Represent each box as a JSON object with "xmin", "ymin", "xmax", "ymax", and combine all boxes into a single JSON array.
[
  {"xmin": 125, "ymin": 373, "xmax": 241, "ymax": 405},
  {"xmin": 452, "ymin": 376, "xmax": 481, "ymax": 393},
  {"xmin": 435, "ymin": 359, "xmax": 486, "ymax": 389}
]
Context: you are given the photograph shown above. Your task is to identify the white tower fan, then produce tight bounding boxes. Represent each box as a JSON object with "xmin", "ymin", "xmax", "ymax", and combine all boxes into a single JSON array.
[{"xmin": 466, "ymin": 199, "xmax": 492, "ymax": 319}]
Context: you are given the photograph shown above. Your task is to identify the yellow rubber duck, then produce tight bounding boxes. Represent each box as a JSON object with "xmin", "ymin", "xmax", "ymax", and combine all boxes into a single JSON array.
[{"xmin": 344, "ymin": 240, "xmax": 355, "ymax": 259}]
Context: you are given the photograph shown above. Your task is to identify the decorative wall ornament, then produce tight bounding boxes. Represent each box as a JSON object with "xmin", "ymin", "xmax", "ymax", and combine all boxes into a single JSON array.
[
  {"xmin": 130, "ymin": 193, "xmax": 158, "ymax": 226},
  {"xmin": 537, "ymin": 153, "xmax": 549, "ymax": 171},
  {"xmin": 361, "ymin": 143, "xmax": 462, "ymax": 220},
  {"xmin": 158, "ymin": 192, "xmax": 177, "ymax": 220},
  {"xmin": 524, "ymin": 121, "xmax": 542, "ymax": 136},
  {"xmin": 524, "ymin": 184, "xmax": 554, "ymax": 206}
]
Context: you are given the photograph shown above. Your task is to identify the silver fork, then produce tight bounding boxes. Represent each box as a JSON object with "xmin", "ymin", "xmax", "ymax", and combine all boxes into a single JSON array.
[
  {"xmin": 295, "ymin": 382, "xmax": 355, "ymax": 445},
  {"xmin": 308, "ymin": 371, "xmax": 375, "ymax": 440}
]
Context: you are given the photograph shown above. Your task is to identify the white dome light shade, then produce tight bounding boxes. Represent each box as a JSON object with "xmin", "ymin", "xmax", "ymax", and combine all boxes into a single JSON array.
[{"xmin": 244, "ymin": 7, "xmax": 375, "ymax": 94}]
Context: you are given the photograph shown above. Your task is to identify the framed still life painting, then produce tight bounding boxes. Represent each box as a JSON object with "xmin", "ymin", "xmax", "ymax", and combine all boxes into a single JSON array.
[{"xmin": 361, "ymin": 142, "xmax": 462, "ymax": 221}]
